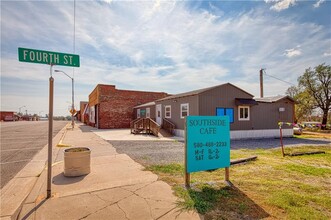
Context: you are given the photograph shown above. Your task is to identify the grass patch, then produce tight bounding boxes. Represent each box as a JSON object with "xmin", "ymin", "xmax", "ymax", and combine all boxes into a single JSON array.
[
  {"xmin": 146, "ymin": 145, "xmax": 331, "ymax": 219},
  {"xmin": 270, "ymin": 191, "xmax": 330, "ymax": 220},
  {"xmin": 146, "ymin": 163, "xmax": 183, "ymax": 175},
  {"xmin": 174, "ymin": 184, "xmax": 230, "ymax": 214},
  {"xmin": 281, "ymin": 163, "xmax": 331, "ymax": 177},
  {"xmin": 294, "ymin": 131, "xmax": 331, "ymax": 139}
]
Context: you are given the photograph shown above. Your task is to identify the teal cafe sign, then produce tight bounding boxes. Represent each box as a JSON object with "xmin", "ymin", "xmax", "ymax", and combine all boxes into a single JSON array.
[
  {"xmin": 18, "ymin": 47, "xmax": 80, "ymax": 67},
  {"xmin": 185, "ymin": 116, "xmax": 230, "ymax": 174}
]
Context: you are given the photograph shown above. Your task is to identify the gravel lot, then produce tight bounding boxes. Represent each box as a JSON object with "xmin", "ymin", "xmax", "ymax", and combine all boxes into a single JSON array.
[
  {"xmin": 109, "ymin": 141, "xmax": 184, "ymax": 166},
  {"xmin": 109, "ymin": 137, "xmax": 330, "ymax": 166}
]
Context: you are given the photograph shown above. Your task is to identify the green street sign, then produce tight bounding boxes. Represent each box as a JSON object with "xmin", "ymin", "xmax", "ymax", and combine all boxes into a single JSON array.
[{"xmin": 18, "ymin": 47, "xmax": 80, "ymax": 67}]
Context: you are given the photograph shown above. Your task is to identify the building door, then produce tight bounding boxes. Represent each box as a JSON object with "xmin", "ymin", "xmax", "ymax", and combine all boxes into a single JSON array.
[
  {"xmin": 95, "ymin": 105, "xmax": 99, "ymax": 128},
  {"xmin": 216, "ymin": 107, "xmax": 234, "ymax": 123},
  {"xmin": 89, "ymin": 106, "xmax": 95, "ymax": 124},
  {"xmin": 146, "ymin": 108, "xmax": 150, "ymax": 118},
  {"xmin": 156, "ymin": 104, "xmax": 162, "ymax": 125}
]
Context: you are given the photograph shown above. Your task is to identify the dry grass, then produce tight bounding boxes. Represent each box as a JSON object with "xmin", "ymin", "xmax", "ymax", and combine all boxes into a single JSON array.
[
  {"xmin": 295, "ymin": 131, "xmax": 331, "ymax": 139},
  {"xmin": 146, "ymin": 145, "xmax": 331, "ymax": 220}
]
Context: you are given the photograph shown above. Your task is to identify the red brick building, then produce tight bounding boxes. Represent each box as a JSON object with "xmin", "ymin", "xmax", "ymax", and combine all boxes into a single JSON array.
[
  {"xmin": 0, "ymin": 111, "xmax": 15, "ymax": 121},
  {"xmin": 78, "ymin": 101, "xmax": 88, "ymax": 123},
  {"xmin": 88, "ymin": 84, "xmax": 168, "ymax": 129}
]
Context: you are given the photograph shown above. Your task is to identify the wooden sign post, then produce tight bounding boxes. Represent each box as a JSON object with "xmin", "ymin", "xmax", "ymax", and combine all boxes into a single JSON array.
[{"xmin": 279, "ymin": 124, "xmax": 285, "ymax": 157}]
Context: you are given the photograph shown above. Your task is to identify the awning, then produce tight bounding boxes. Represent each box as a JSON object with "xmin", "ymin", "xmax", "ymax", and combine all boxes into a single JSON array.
[
  {"xmin": 83, "ymin": 104, "xmax": 89, "ymax": 115},
  {"xmin": 235, "ymin": 98, "xmax": 258, "ymax": 106}
]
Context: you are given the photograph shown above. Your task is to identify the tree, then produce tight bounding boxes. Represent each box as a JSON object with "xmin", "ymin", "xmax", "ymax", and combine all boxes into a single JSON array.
[
  {"xmin": 298, "ymin": 63, "xmax": 331, "ymax": 126},
  {"xmin": 286, "ymin": 86, "xmax": 315, "ymax": 122}
]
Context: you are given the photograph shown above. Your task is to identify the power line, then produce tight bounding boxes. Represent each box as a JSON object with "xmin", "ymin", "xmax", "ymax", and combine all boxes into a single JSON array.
[{"xmin": 263, "ymin": 70, "xmax": 296, "ymax": 86}]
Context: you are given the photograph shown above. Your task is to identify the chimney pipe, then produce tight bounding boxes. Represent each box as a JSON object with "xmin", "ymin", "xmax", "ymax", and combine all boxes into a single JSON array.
[{"xmin": 260, "ymin": 68, "xmax": 264, "ymax": 98}]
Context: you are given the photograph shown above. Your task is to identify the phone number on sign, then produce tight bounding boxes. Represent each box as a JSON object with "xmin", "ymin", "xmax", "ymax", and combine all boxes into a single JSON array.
[{"xmin": 194, "ymin": 142, "xmax": 227, "ymax": 148}]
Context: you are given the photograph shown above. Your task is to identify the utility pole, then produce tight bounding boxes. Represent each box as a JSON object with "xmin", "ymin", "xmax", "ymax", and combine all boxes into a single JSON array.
[
  {"xmin": 260, "ymin": 68, "xmax": 264, "ymax": 98},
  {"xmin": 18, "ymin": 105, "xmax": 26, "ymax": 114},
  {"xmin": 54, "ymin": 70, "xmax": 75, "ymax": 129}
]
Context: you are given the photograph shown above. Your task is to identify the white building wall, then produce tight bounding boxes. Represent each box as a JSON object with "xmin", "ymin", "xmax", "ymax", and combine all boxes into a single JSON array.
[{"xmin": 173, "ymin": 128, "xmax": 293, "ymax": 140}]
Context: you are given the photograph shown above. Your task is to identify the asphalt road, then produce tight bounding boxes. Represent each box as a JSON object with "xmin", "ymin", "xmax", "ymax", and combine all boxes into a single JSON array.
[{"xmin": 0, "ymin": 121, "xmax": 68, "ymax": 189}]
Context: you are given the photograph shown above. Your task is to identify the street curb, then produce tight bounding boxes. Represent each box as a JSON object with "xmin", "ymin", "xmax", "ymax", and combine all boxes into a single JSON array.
[
  {"xmin": 56, "ymin": 125, "xmax": 71, "ymax": 148},
  {"xmin": 0, "ymin": 123, "xmax": 69, "ymax": 220}
]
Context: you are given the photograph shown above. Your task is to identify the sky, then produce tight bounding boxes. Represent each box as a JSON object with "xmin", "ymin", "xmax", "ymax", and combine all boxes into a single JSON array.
[{"xmin": 1, "ymin": 0, "xmax": 331, "ymax": 116}]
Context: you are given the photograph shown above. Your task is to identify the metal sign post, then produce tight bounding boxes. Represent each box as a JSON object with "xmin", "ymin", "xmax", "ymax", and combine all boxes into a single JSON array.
[
  {"xmin": 71, "ymin": 77, "xmax": 74, "ymax": 129},
  {"xmin": 47, "ymin": 65, "xmax": 54, "ymax": 198},
  {"xmin": 18, "ymin": 47, "xmax": 80, "ymax": 199}
]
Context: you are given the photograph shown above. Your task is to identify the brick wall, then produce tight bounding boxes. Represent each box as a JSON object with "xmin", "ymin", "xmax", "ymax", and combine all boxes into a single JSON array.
[
  {"xmin": 79, "ymin": 101, "xmax": 88, "ymax": 123},
  {"xmin": 0, "ymin": 112, "xmax": 14, "ymax": 121},
  {"xmin": 89, "ymin": 85, "xmax": 168, "ymax": 129}
]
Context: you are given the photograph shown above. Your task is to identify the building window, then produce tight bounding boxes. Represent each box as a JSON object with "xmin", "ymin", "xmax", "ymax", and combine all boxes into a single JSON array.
[
  {"xmin": 140, "ymin": 109, "xmax": 146, "ymax": 118},
  {"xmin": 238, "ymin": 106, "xmax": 250, "ymax": 121},
  {"xmin": 165, "ymin": 105, "xmax": 171, "ymax": 118},
  {"xmin": 216, "ymin": 108, "xmax": 234, "ymax": 123},
  {"xmin": 146, "ymin": 108, "xmax": 150, "ymax": 118},
  {"xmin": 137, "ymin": 109, "xmax": 141, "ymax": 118},
  {"xmin": 181, "ymin": 103, "xmax": 189, "ymax": 118},
  {"xmin": 89, "ymin": 106, "xmax": 95, "ymax": 123}
]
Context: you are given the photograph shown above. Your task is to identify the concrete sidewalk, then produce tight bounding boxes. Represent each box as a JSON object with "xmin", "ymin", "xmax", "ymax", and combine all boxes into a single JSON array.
[
  {"xmin": 16, "ymin": 123, "xmax": 201, "ymax": 220},
  {"xmin": 93, "ymin": 128, "xmax": 184, "ymax": 142}
]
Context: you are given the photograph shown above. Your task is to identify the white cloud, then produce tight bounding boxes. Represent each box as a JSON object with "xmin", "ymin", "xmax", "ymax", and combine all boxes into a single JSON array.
[
  {"xmin": 265, "ymin": 0, "xmax": 297, "ymax": 11},
  {"xmin": 284, "ymin": 48, "xmax": 302, "ymax": 57},
  {"xmin": 1, "ymin": 1, "xmax": 330, "ymax": 115},
  {"xmin": 102, "ymin": 0, "xmax": 112, "ymax": 4},
  {"xmin": 323, "ymin": 52, "xmax": 331, "ymax": 56},
  {"xmin": 313, "ymin": 0, "xmax": 325, "ymax": 8}
]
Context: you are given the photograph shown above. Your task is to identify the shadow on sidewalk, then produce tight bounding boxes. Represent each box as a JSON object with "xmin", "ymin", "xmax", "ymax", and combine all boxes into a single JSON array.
[
  {"xmin": 52, "ymin": 173, "xmax": 87, "ymax": 185},
  {"xmin": 79, "ymin": 125, "xmax": 97, "ymax": 133},
  {"xmin": 20, "ymin": 199, "xmax": 47, "ymax": 220}
]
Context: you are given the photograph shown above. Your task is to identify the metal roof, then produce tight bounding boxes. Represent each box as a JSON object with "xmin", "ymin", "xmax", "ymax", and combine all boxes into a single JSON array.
[
  {"xmin": 235, "ymin": 98, "xmax": 258, "ymax": 106},
  {"xmin": 133, "ymin": 101, "xmax": 156, "ymax": 108},
  {"xmin": 255, "ymin": 95, "xmax": 297, "ymax": 103},
  {"xmin": 157, "ymin": 83, "xmax": 254, "ymax": 102}
]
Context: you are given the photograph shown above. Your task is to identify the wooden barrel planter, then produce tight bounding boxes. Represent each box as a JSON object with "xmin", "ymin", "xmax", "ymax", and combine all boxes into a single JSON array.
[{"xmin": 64, "ymin": 147, "xmax": 91, "ymax": 177}]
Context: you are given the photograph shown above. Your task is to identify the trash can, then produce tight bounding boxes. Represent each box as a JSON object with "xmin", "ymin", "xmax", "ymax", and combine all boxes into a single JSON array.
[{"xmin": 64, "ymin": 147, "xmax": 91, "ymax": 177}]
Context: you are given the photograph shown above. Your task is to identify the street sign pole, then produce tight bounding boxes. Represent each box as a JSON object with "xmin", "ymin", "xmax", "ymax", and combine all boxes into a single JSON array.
[
  {"xmin": 47, "ymin": 64, "xmax": 54, "ymax": 199},
  {"xmin": 71, "ymin": 77, "xmax": 74, "ymax": 130},
  {"xmin": 18, "ymin": 47, "xmax": 80, "ymax": 199}
]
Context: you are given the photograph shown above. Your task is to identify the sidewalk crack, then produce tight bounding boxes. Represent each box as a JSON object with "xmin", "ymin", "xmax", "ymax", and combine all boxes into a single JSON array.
[
  {"xmin": 120, "ymin": 180, "xmax": 157, "ymax": 194},
  {"xmin": 94, "ymin": 193, "xmax": 110, "ymax": 204},
  {"xmin": 117, "ymin": 203, "xmax": 130, "ymax": 220},
  {"xmin": 128, "ymin": 191, "xmax": 153, "ymax": 219},
  {"xmin": 79, "ymin": 192, "xmax": 135, "ymax": 219},
  {"xmin": 155, "ymin": 207, "xmax": 178, "ymax": 220}
]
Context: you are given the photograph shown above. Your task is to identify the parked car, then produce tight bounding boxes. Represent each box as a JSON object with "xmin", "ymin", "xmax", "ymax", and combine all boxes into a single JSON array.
[{"xmin": 293, "ymin": 125, "xmax": 303, "ymax": 135}]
